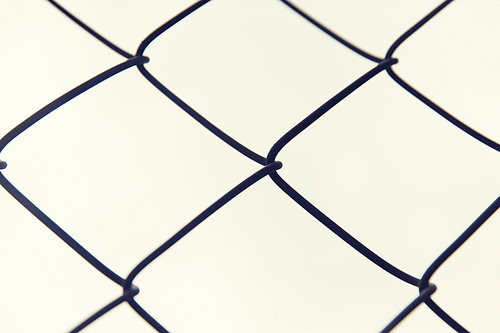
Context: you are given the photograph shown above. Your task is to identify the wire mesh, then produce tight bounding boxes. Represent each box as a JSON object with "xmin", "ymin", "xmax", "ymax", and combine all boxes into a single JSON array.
[{"xmin": 1, "ymin": 0, "xmax": 499, "ymax": 332}]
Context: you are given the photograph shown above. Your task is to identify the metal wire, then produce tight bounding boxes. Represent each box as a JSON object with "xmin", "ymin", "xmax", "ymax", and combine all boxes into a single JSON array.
[{"xmin": 1, "ymin": 0, "xmax": 499, "ymax": 332}]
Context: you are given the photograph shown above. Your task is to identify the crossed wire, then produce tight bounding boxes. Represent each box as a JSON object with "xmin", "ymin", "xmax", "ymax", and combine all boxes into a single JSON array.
[{"xmin": 0, "ymin": 0, "xmax": 499, "ymax": 332}]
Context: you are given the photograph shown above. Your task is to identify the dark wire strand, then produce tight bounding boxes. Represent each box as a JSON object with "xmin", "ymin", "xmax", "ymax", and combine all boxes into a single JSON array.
[
  {"xmin": 128, "ymin": 298, "xmax": 170, "ymax": 333},
  {"xmin": 385, "ymin": 0, "xmax": 500, "ymax": 153},
  {"xmin": 136, "ymin": 0, "xmax": 212, "ymax": 57},
  {"xmin": 269, "ymin": 171, "xmax": 420, "ymax": 287},
  {"xmin": 0, "ymin": 172, "xmax": 124, "ymax": 286},
  {"xmin": 122, "ymin": 162, "xmax": 282, "ymax": 332},
  {"xmin": 1, "ymin": 0, "xmax": 497, "ymax": 332},
  {"xmin": 383, "ymin": 2, "xmax": 498, "ymax": 328},
  {"xmin": 380, "ymin": 284, "xmax": 437, "ymax": 333},
  {"xmin": 0, "ymin": 57, "xmax": 148, "ymax": 286},
  {"xmin": 279, "ymin": 0, "xmax": 383, "ymax": 63},
  {"xmin": 123, "ymin": 161, "xmax": 282, "ymax": 292},
  {"xmin": 425, "ymin": 299, "xmax": 469, "ymax": 333},
  {"xmin": 417, "ymin": 196, "xmax": 500, "ymax": 333},
  {"xmin": 385, "ymin": 0, "xmax": 455, "ymax": 59},
  {"xmin": 134, "ymin": 0, "xmax": 266, "ymax": 165},
  {"xmin": 266, "ymin": 57, "xmax": 397, "ymax": 164},
  {"xmin": 46, "ymin": 0, "xmax": 134, "ymax": 59},
  {"xmin": 69, "ymin": 286, "xmax": 140, "ymax": 333},
  {"xmin": 0, "ymin": 56, "xmax": 149, "ymax": 153},
  {"xmin": 137, "ymin": 64, "xmax": 267, "ymax": 165},
  {"xmin": 420, "ymin": 196, "xmax": 500, "ymax": 291},
  {"xmin": 387, "ymin": 68, "xmax": 500, "ymax": 154}
]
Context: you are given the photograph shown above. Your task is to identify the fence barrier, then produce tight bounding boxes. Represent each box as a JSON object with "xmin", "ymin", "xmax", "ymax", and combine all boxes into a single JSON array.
[{"xmin": 1, "ymin": 0, "xmax": 499, "ymax": 332}]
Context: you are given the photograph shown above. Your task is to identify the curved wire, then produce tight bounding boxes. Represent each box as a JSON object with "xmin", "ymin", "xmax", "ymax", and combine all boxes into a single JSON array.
[
  {"xmin": 69, "ymin": 286, "xmax": 140, "ymax": 333},
  {"xmin": 381, "ymin": 284, "xmax": 437, "ymax": 333},
  {"xmin": 383, "ymin": 0, "xmax": 499, "ymax": 154},
  {"xmin": 46, "ymin": 0, "xmax": 134, "ymax": 59},
  {"xmin": 266, "ymin": 57, "xmax": 397, "ymax": 164},
  {"xmin": 0, "ymin": 57, "xmax": 148, "ymax": 286},
  {"xmin": 380, "ymin": 2, "xmax": 498, "ymax": 329},
  {"xmin": 2, "ymin": 0, "xmax": 496, "ymax": 332},
  {"xmin": 134, "ymin": 0, "xmax": 266, "ymax": 165},
  {"xmin": 385, "ymin": 0, "xmax": 455, "ymax": 59},
  {"xmin": 420, "ymin": 196, "xmax": 500, "ymax": 291},
  {"xmin": 136, "ymin": 0, "xmax": 211, "ymax": 57},
  {"xmin": 0, "ymin": 172, "xmax": 124, "ymax": 286},
  {"xmin": 123, "ymin": 161, "xmax": 282, "ymax": 292},
  {"xmin": 122, "ymin": 162, "xmax": 282, "ymax": 332},
  {"xmin": 386, "ymin": 69, "xmax": 500, "ymax": 154},
  {"xmin": 279, "ymin": 0, "xmax": 383, "ymax": 63},
  {"xmin": 269, "ymin": 171, "xmax": 420, "ymax": 286},
  {"xmin": 128, "ymin": 298, "xmax": 170, "ymax": 333},
  {"xmin": 417, "ymin": 196, "xmax": 500, "ymax": 333},
  {"xmin": 0, "ymin": 56, "xmax": 148, "ymax": 153},
  {"xmin": 385, "ymin": 0, "xmax": 500, "ymax": 155},
  {"xmin": 137, "ymin": 64, "xmax": 266, "ymax": 165},
  {"xmin": 425, "ymin": 299, "xmax": 469, "ymax": 333}
]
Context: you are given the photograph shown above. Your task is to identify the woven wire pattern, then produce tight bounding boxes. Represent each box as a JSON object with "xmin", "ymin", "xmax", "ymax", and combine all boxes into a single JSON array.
[{"xmin": 1, "ymin": 0, "xmax": 499, "ymax": 332}]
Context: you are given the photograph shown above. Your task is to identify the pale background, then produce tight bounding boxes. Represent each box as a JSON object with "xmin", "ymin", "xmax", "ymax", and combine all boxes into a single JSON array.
[{"xmin": 1, "ymin": 0, "xmax": 499, "ymax": 332}]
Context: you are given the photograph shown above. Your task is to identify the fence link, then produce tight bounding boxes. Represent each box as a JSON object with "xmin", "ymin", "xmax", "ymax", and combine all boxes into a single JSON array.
[{"xmin": 1, "ymin": 0, "xmax": 499, "ymax": 332}]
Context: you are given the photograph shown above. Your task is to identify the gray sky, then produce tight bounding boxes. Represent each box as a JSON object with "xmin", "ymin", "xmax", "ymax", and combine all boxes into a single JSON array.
[{"xmin": 1, "ymin": 0, "xmax": 499, "ymax": 332}]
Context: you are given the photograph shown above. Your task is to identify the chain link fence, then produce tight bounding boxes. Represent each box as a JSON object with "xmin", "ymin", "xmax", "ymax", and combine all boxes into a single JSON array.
[{"xmin": 1, "ymin": 0, "xmax": 499, "ymax": 332}]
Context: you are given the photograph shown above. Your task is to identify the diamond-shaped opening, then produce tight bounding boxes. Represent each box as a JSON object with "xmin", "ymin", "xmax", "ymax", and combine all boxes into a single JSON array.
[
  {"xmin": 143, "ymin": 0, "xmax": 374, "ymax": 155},
  {"xmin": 277, "ymin": 73, "xmax": 500, "ymax": 277},
  {"xmin": 2, "ymin": 66, "xmax": 256, "ymax": 277},
  {"xmin": 133, "ymin": 178, "xmax": 416, "ymax": 333}
]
